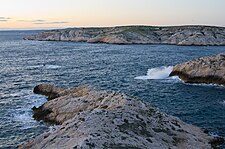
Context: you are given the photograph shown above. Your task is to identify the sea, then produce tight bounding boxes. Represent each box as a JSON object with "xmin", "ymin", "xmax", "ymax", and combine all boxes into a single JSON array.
[{"xmin": 0, "ymin": 30, "xmax": 225, "ymax": 148}]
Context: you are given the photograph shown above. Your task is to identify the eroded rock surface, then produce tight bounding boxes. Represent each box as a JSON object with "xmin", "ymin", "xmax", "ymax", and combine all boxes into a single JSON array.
[
  {"xmin": 24, "ymin": 26, "xmax": 225, "ymax": 46},
  {"xmin": 170, "ymin": 53, "xmax": 225, "ymax": 86},
  {"xmin": 33, "ymin": 84, "xmax": 64, "ymax": 100},
  {"xmin": 19, "ymin": 84, "xmax": 223, "ymax": 149}
]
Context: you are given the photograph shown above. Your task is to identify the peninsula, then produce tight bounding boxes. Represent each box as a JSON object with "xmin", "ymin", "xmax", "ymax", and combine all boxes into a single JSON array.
[
  {"xmin": 24, "ymin": 25, "xmax": 225, "ymax": 46},
  {"xmin": 170, "ymin": 53, "xmax": 225, "ymax": 86},
  {"xmin": 19, "ymin": 84, "xmax": 224, "ymax": 149}
]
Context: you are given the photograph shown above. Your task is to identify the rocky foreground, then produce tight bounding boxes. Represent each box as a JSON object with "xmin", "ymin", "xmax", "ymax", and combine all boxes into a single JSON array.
[
  {"xmin": 170, "ymin": 53, "xmax": 225, "ymax": 86},
  {"xmin": 24, "ymin": 25, "xmax": 225, "ymax": 46},
  {"xmin": 19, "ymin": 84, "xmax": 224, "ymax": 149}
]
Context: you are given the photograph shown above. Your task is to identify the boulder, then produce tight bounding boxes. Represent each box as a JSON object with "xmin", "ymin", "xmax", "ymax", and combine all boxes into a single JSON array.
[
  {"xmin": 33, "ymin": 84, "xmax": 63, "ymax": 100},
  {"xmin": 170, "ymin": 54, "xmax": 225, "ymax": 86}
]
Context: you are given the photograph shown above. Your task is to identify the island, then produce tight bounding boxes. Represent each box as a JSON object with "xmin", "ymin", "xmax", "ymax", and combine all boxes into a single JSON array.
[
  {"xmin": 170, "ymin": 53, "xmax": 225, "ymax": 86},
  {"xmin": 19, "ymin": 84, "xmax": 224, "ymax": 149},
  {"xmin": 24, "ymin": 25, "xmax": 225, "ymax": 46}
]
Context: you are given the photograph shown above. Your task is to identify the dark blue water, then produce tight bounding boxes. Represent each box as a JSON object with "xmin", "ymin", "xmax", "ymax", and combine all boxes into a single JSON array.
[{"xmin": 0, "ymin": 31, "xmax": 225, "ymax": 148}]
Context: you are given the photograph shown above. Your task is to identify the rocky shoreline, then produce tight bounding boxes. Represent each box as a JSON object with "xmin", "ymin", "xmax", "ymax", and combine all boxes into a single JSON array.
[
  {"xmin": 19, "ymin": 84, "xmax": 224, "ymax": 149},
  {"xmin": 170, "ymin": 53, "xmax": 225, "ymax": 86},
  {"xmin": 24, "ymin": 25, "xmax": 225, "ymax": 46}
]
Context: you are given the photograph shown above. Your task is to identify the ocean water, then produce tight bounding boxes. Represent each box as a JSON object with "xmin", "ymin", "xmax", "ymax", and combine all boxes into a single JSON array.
[{"xmin": 0, "ymin": 31, "xmax": 225, "ymax": 148}]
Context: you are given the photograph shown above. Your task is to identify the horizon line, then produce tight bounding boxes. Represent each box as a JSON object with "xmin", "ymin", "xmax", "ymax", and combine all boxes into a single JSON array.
[{"xmin": 1, "ymin": 24, "xmax": 225, "ymax": 31}]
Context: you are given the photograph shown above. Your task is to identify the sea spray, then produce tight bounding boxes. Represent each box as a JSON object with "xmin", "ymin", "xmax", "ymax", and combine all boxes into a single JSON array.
[
  {"xmin": 12, "ymin": 94, "xmax": 47, "ymax": 129},
  {"xmin": 135, "ymin": 66, "xmax": 173, "ymax": 80}
]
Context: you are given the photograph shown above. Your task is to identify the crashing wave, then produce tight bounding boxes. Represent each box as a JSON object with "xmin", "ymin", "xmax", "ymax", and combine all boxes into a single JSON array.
[{"xmin": 135, "ymin": 66, "xmax": 173, "ymax": 80}]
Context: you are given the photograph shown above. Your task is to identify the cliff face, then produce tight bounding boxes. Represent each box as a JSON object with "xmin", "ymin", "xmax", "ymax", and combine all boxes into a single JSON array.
[
  {"xmin": 170, "ymin": 53, "xmax": 225, "ymax": 86},
  {"xmin": 19, "ymin": 84, "xmax": 223, "ymax": 149},
  {"xmin": 24, "ymin": 26, "xmax": 225, "ymax": 46}
]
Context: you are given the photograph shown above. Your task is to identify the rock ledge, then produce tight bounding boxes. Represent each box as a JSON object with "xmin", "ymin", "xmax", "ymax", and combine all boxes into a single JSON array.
[
  {"xmin": 19, "ymin": 84, "xmax": 224, "ymax": 149},
  {"xmin": 170, "ymin": 53, "xmax": 225, "ymax": 86}
]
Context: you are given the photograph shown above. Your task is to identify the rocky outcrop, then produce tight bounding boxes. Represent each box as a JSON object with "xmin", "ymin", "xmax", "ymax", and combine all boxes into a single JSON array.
[
  {"xmin": 33, "ymin": 84, "xmax": 64, "ymax": 100},
  {"xmin": 24, "ymin": 25, "xmax": 225, "ymax": 46},
  {"xmin": 170, "ymin": 53, "xmax": 225, "ymax": 86},
  {"xmin": 19, "ymin": 84, "xmax": 224, "ymax": 149}
]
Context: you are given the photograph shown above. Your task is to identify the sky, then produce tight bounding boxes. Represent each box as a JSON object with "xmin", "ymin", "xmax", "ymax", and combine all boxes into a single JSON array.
[{"xmin": 0, "ymin": 0, "xmax": 225, "ymax": 29}]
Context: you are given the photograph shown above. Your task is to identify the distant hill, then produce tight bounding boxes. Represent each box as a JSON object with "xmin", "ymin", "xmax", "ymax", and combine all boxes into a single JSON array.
[{"xmin": 24, "ymin": 25, "xmax": 225, "ymax": 46}]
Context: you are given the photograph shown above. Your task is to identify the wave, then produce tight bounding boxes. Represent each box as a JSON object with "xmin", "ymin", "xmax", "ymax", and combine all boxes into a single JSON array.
[
  {"xmin": 183, "ymin": 82, "xmax": 225, "ymax": 89},
  {"xmin": 222, "ymin": 101, "xmax": 225, "ymax": 106},
  {"xmin": 45, "ymin": 65, "xmax": 61, "ymax": 69},
  {"xmin": 12, "ymin": 94, "xmax": 47, "ymax": 129},
  {"xmin": 28, "ymin": 64, "xmax": 61, "ymax": 69},
  {"xmin": 135, "ymin": 66, "xmax": 173, "ymax": 80}
]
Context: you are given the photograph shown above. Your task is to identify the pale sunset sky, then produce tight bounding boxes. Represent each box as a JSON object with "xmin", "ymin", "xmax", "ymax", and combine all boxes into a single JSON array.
[{"xmin": 0, "ymin": 0, "xmax": 225, "ymax": 29}]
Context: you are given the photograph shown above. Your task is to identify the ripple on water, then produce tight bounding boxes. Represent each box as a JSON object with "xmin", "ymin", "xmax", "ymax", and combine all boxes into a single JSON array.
[
  {"xmin": 222, "ymin": 101, "xmax": 225, "ymax": 106},
  {"xmin": 1, "ymin": 31, "xmax": 225, "ymax": 148},
  {"xmin": 27, "ymin": 64, "xmax": 62, "ymax": 70}
]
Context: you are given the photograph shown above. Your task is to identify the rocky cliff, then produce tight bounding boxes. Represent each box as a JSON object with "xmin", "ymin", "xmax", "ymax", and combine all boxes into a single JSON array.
[
  {"xmin": 19, "ymin": 84, "xmax": 224, "ymax": 149},
  {"xmin": 24, "ymin": 25, "xmax": 225, "ymax": 46},
  {"xmin": 170, "ymin": 53, "xmax": 225, "ymax": 86}
]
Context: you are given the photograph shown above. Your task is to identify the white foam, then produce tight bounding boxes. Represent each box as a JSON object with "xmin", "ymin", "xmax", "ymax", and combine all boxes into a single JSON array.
[
  {"xmin": 28, "ymin": 64, "xmax": 61, "ymax": 69},
  {"xmin": 12, "ymin": 94, "xmax": 47, "ymax": 129},
  {"xmin": 45, "ymin": 65, "xmax": 61, "ymax": 69},
  {"xmin": 9, "ymin": 92, "xmax": 26, "ymax": 97},
  {"xmin": 135, "ymin": 66, "xmax": 173, "ymax": 80},
  {"xmin": 28, "ymin": 65, "xmax": 42, "ymax": 68},
  {"xmin": 14, "ymin": 112, "xmax": 34, "ymax": 122},
  {"xmin": 184, "ymin": 82, "xmax": 225, "ymax": 89},
  {"xmin": 220, "ymin": 100, "xmax": 225, "ymax": 106}
]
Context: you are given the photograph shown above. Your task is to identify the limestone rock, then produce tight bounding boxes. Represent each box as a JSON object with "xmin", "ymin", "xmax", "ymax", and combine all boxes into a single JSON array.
[
  {"xmin": 33, "ymin": 84, "xmax": 63, "ymax": 100},
  {"xmin": 19, "ymin": 84, "xmax": 224, "ymax": 149},
  {"xmin": 24, "ymin": 26, "xmax": 225, "ymax": 46},
  {"xmin": 170, "ymin": 53, "xmax": 225, "ymax": 86}
]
